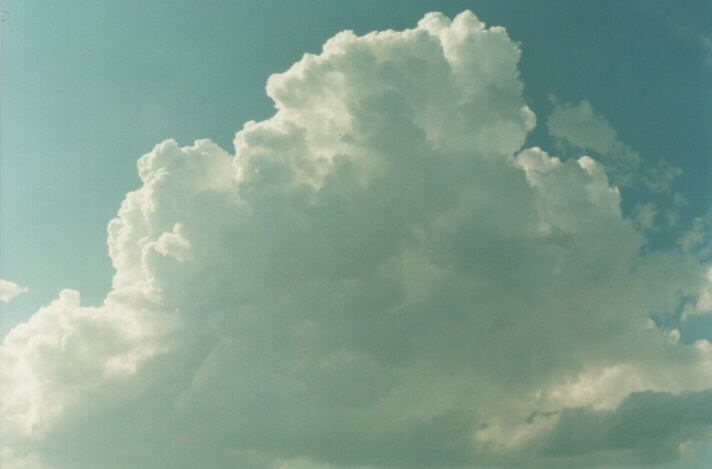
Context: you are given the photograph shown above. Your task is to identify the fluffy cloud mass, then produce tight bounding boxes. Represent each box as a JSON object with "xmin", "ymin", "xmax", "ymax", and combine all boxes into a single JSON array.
[
  {"xmin": 2, "ymin": 11, "xmax": 712, "ymax": 469},
  {"xmin": 0, "ymin": 279, "xmax": 29, "ymax": 303}
]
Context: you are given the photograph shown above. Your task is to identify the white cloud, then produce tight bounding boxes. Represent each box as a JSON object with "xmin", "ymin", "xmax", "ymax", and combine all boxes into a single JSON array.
[
  {"xmin": 546, "ymin": 99, "xmax": 682, "ymax": 192},
  {"xmin": 633, "ymin": 203, "xmax": 659, "ymax": 233},
  {"xmin": 547, "ymin": 99, "xmax": 619, "ymax": 155},
  {"xmin": 679, "ymin": 208, "xmax": 712, "ymax": 259},
  {"xmin": 1, "ymin": 10, "xmax": 711, "ymax": 469},
  {"xmin": 682, "ymin": 267, "xmax": 712, "ymax": 319},
  {"xmin": 0, "ymin": 279, "xmax": 29, "ymax": 303}
]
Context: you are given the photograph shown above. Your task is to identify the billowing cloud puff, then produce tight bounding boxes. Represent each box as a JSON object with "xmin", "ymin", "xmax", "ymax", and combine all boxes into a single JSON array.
[
  {"xmin": 0, "ymin": 279, "xmax": 29, "ymax": 303},
  {"xmin": 2, "ymin": 11, "xmax": 711, "ymax": 469},
  {"xmin": 547, "ymin": 100, "xmax": 620, "ymax": 156},
  {"xmin": 547, "ymin": 99, "xmax": 683, "ymax": 194},
  {"xmin": 546, "ymin": 99, "xmax": 641, "ymax": 187}
]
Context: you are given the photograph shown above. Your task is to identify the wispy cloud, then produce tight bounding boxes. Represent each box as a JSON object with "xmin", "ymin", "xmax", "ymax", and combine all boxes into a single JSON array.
[
  {"xmin": 546, "ymin": 98, "xmax": 683, "ymax": 193},
  {"xmin": 0, "ymin": 279, "xmax": 28, "ymax": 303}
]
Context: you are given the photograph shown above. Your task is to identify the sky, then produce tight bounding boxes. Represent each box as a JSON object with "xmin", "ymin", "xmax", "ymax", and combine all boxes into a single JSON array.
[{"xmin": 1, "ymin": 1, "xmax": 711, "ymax": 468}]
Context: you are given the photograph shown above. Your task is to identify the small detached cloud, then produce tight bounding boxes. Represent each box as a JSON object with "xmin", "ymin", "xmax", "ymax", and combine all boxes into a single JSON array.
[
  {"xmin": 0, "ymin": 279, "xmax": 29, "ymax": 303},
  {"xmin": 1, "ymin": 10, "xmax": 711, "ymax": 469},
  {"xmin": 547, "ymin": 99, "xmax": 620, "ymax": 155},
  {"xmin": 546, "ymin": 98, "xmax": 682, "ymax": 195},
  {"xmin": 679, "ymin": 208, "xmax": 712, "ymax": 260},
  {"xmin": 546, "ymin": 98, "xmax": 640, "ymax": 186}
]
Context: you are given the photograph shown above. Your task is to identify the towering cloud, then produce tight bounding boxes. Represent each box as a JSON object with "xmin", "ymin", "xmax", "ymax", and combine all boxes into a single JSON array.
[{"xmin": 2, "ymin": 11, "xmax": 711, "ymax": 469}]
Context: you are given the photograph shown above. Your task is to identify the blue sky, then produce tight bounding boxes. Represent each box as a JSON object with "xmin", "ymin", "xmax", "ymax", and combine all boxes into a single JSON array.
[{"xmin": 1, "ymin": 2, "xmax": 711, "ymax": 468}]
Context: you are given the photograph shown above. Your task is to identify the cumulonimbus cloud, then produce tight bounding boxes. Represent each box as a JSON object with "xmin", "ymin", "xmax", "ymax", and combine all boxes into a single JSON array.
[{"xmin": 2, "ymin": 11, "xmax": 711, "ymax": 469}]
